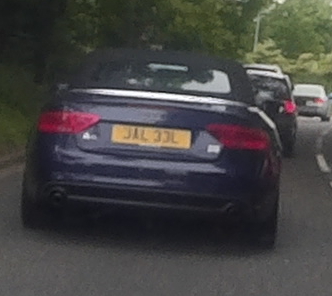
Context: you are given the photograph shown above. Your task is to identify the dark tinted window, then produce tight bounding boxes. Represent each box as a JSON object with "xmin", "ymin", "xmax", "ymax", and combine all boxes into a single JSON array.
[
  {"xmin": 249, "ymin": 75, "xmax": 290, "ymax": 101},
  {"xmin": 69, "ymin": 49, "xmax": 255, "ymax": 104},
  {"xmin": 87, "ymin": 61, "xmax": 231, "ymax": 97},
  {"xmin": 293, "ymin": 84, "xmax": 326, "ymax": 97}
]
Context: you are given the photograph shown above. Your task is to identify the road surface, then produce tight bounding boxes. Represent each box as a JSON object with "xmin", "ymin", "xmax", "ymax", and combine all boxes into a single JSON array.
[{"xmin": 1, "ymin": 117, "xmax": 332, "ymax": 296}]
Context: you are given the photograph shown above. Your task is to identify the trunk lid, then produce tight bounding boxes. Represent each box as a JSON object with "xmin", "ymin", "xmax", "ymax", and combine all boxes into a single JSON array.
[{"xmin": 53, "ymin": 90, "xmax": 268, "ymax": 162}]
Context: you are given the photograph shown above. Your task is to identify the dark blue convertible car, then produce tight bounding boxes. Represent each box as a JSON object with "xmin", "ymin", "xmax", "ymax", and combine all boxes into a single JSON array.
[{"xmin": 21, "ymin": 48, "xmax": 282, "ymax": 247}]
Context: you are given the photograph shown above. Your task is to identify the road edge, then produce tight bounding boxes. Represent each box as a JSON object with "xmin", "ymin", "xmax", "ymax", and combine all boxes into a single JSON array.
[{"xmin": 0, "ymin": 150, "xmax": 25, "ymax": 169}]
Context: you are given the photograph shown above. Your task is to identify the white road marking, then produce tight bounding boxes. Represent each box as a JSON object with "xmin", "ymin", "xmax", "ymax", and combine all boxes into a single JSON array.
[
  {"xmin": 322, "ymin": 127, "xmax": 332, "ymax": 137},
  {"xmin": 314, "ymin": 124, "xmax": 332, "ymax": 176},
  {"xmin": 316, "ymin": 154, "xmax": 331, "ymax": 173},
  {"xmin": 315, "ymin": 126, "xmax": 332, "ymax": 152}
]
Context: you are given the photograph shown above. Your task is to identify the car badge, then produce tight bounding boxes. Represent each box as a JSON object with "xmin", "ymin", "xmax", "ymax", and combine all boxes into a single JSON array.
[{"xmin": 82, "ymin": 132, "xmax": 97, "ymax": 140}]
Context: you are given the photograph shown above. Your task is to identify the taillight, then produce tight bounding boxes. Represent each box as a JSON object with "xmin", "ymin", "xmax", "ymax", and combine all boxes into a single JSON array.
[
  {"xmin": 38, "ymin": 111, "xmax": 100, "ymax": 134},
  {"xmin": 314, "ymin": 98, "xmax": 325, "ymax": 105},
  {"xmin": 206, "ymin": 124, "xmax": 270, "ymax": 150},
  {"xmin": 284, "ymin": 100, "xmax": 297, "ymax": 114}
]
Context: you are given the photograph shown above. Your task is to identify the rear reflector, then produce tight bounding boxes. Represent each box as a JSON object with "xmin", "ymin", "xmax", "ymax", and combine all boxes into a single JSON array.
[
  {"xmin": 206, "ymin": 124, "xmax": 270, "ymax": 150},
  {"xmin": 284, "ymin": 100, "xmax": 297, "ymax": 114},
  {"xmin": 38, "ymin": 111, "xmax": 100, "ymax": 134}
]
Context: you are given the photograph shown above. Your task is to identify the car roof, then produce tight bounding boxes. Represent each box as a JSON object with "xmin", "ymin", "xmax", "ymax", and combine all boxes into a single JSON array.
[
  {"xmin": 70, "ymin": 48, "xmax": 255, "ymax": 104},
  {"xmin": 243, "ymin": 63, "xmax": 283, "ymax": 74},
  {"xmin": 294, "ymin": 83, "xmax": 325, "ymax": 89},
  {"xmin": 246, "ymin": 69, "xmax": 287, "ymax": 80}
]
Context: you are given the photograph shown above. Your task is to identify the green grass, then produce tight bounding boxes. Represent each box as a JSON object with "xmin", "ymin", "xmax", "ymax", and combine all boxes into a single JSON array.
[{"xmin": 0, "ymin": 64, "xmax": 45, "ymax": 154}]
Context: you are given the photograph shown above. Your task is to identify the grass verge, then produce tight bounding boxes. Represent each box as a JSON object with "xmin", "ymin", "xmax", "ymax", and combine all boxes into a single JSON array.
[{"xmin": 0, "ymin": 64, "xmax": 45, "ymax": 154}]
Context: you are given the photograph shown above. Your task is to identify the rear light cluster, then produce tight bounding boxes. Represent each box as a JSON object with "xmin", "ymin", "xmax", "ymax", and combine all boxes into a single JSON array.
[
  {"xmin": 314, "ymin": 98, "xmax": 325, "ymax": 105},
  {"xmin": 206, "ymin": 124, "xmax": 270, "ymax": 151},
  {"xmin": 38, "ymin": 111, "xmax": 100, "ymax": 134},
  {"xmin": 284, "ymin": 100, "xmax": 297, "ymax": 114}
]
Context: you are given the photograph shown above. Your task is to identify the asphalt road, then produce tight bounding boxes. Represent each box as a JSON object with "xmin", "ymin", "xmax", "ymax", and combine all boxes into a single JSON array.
[{"xmin": 1, "ymin": 117, "xmax": 332, "ymax": 296}]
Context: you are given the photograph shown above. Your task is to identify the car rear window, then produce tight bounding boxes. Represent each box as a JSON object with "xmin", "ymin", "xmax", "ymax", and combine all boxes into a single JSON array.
[
  {"xmin": 85, "ymin": 61, "xmax": 232, "ymax": 96},
  {"xmin": 249, "ymin": 75, "xmax": 289, "ymax": 100},
  {"xmin": 68, "ymin": 49, "xmax": 255, "ymax": 104},
  {"xmin": 293, "ymin": 85, "xmax": 325, "ymax": 97}
]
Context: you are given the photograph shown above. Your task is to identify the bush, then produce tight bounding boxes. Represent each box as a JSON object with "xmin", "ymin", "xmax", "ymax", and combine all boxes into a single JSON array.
[
  {"xmin": 0, "ymin": 64, "xmax": 45, "ymax": 153},
  {"xmin": 244, "ymin": 39, "xmax": 332, "ymax": 92}
]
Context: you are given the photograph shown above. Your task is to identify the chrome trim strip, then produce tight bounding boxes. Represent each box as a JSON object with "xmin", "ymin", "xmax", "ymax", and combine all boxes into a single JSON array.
[{"xmin": 70, "ymin": 88, "xmax": 245, "ymax": 107}]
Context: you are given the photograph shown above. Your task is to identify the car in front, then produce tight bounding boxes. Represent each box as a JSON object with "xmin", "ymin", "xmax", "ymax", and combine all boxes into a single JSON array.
[
  {"xmin": 247, "ymin": 69, "xmax": 297, "ymax": 157},
  {"xmin": 21, "ymin": 48, "xmax": 282, "ymax": 248},
  {"xmin": 243, "ymin": 63, "xmax": 283, "ymax": 74},
  {"xmin": 244, "ymin": 63, "xmax": 294, "ymax": 91},
  {"xmin": 293, "ymin": 84, "xmax": 330, "ymax": 121}
]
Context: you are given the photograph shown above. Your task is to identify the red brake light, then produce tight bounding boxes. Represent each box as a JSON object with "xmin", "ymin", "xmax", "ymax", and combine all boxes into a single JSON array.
[
  {"xmin": 314, "ymin": 98, "xmax": 325, "ymax": 105},
  {"xmin": 206, "ymin": 124, "xmax": 270, "ymax": 151},
  {"xmin": 284, "ymin": 100, "xmax": 297, "ymax": 114},
  {"xmin": 38, "ymin": 111, "xmax": 100, "ymax": 134}
]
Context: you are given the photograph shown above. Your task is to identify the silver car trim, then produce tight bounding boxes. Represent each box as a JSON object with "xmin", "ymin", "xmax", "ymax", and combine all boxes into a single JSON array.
[{"xmin": 70, "ymin": 88, "xmax": 246, "ymax": 107}]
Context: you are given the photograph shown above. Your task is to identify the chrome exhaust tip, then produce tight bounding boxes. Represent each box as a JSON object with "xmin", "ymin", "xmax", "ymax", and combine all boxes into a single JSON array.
[
  {"xmin": 48, "ymin": 188, "xmax": 67, "ymax": 208},
  {"xmin": 223, "ymin": 203, "xmax": 240, "ymax": 217}
]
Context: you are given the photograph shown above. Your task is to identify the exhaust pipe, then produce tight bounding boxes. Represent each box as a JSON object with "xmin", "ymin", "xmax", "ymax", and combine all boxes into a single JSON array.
[{"xmin": 48, "ymin": 188, "xmax": 67, "ymax": 207}]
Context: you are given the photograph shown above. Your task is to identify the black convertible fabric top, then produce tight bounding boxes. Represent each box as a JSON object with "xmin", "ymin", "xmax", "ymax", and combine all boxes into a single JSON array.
[{"xmin": 69, "ymin": 48, "xmax": 255, "ymax": 105}]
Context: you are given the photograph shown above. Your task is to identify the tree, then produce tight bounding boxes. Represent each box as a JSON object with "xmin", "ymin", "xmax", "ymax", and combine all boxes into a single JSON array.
[
  {"xmin": 244, "ymin": 39, "xmax": 291, "ymax": 70},
  {"xmin": 263, "ymin": 0, "xmax": 332, "ymax": 58},
  {"xmin": 0, "ymin": 0, "xmax": 67, "ymax": 81},
  {"xmin": 0, "ymin": 0, "xmax": 276, "ymax": 81}
]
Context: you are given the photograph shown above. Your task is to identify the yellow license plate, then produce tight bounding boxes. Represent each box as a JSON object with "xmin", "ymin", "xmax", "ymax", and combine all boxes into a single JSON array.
[{"xmin": 111, "ymin": 125, "xmax": 192, "ymax": 149}]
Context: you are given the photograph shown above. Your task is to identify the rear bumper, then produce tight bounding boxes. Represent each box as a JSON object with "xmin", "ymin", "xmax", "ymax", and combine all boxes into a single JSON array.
[
  {"xmin": 24, "ymin": 144, "xmax": 280, "ymax": 218},
  {"xmin": 25, "ymin": 171, "xmax": 278, "ymax": 219},
  {"xmin": 35, "ymin": 178, "xmax": 278, "ymax": 220},
  {"xmin": 298, "ymin": 106, "xmax": 327, "ymax": 117},
  {"xmin": 41, "ymin": 181, "xmax": 255, "ymax": 214}
]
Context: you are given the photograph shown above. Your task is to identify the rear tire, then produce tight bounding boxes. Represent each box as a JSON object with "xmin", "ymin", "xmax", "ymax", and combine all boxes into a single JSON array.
[
  {"xmin": 282, "ymin": 137, "xmax": 295, "ymax": 158},
  {"xmin": 21, "ymin": 190, "xmax": 45, "ymax": 229},
  {"xmin": 21, "ymin": 185, "xmax": 63, "ymax": 229},
  {"xmin": 283, "ymin": 142, "xmax": 294, "ymax": 158},
  {"xmin": 247, "ymin": 199, "xmax": 278, "ymax": 249}
]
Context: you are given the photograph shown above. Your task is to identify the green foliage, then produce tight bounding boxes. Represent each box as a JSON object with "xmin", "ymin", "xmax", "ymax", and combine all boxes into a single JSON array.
[
  {"xmin": 0, "ymin": 0, "xmax": 278, "ymax": 79},
  {"xmin": 0, "ymin": 103, "xmax": 29, "ymax": 153},
  {"xmin": 263, "ymin": 0, "xmax": 332, "ymax": 58},
  {"xmin": 245, "ymin": 39, "xmax": 290, "ymax": 70},
  {"xmin": 0, "ymin": 64, "xmax": 44, "ymax": 152},
  {"xmin": 0, "ymin": 0, "xmax": 67, "ymax": 82},
  {"xmin": 219, "ymin": 0, "xmax": 274, "ymax": 57},
  {"xmin": 162, "ymin": 0, "xmax": 234, "ymax": 54},
  {"xmin": 244, "ymin": 39, "xmax": 332, "ymax": 91}
]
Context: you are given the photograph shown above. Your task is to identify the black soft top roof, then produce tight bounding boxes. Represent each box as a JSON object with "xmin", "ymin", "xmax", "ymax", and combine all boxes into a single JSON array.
[{"xmin": 70, "ymin": 48, "xmax": 255, "ymax": 105}]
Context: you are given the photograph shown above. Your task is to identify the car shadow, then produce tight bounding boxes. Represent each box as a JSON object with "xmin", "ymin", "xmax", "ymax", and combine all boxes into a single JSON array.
[{"xmin": 23, "ymin": 208, "xmax": 277, "ymax": 258}]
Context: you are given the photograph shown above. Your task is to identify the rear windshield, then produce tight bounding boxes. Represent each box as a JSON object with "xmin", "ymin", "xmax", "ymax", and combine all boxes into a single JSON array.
[
  {"xmin": 80, "ymin": 61, "xmax": 231, "ymax": 97},
  {"xmin": 293, "ymin": 85, "xmax": 325, "ymax": 97},
  {"xmin": 249, "ymin": 75, "xmax": 289, "ymax": 100}
]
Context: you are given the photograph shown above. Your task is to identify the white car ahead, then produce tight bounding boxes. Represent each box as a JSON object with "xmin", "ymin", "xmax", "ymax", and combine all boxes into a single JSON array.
[{"xmin": 293, "ymin": 84, "xmax": 331, "ymax": 122}]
